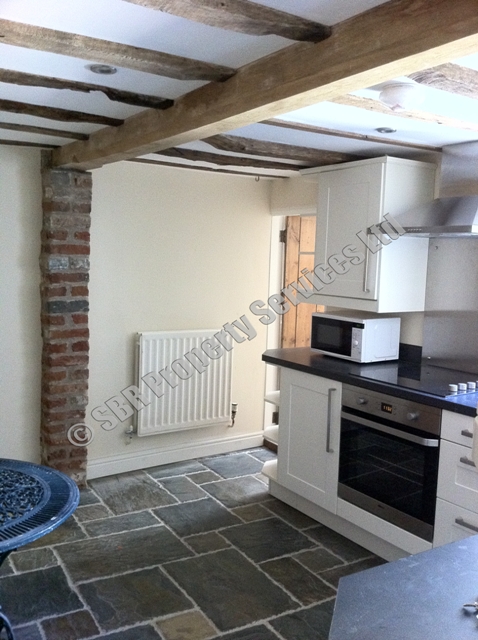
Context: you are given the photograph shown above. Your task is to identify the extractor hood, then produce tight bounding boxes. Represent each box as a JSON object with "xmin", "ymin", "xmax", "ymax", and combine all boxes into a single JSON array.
[{"xmin": 395, "ymin": 195, "xmax": 478, "ymax": 237}]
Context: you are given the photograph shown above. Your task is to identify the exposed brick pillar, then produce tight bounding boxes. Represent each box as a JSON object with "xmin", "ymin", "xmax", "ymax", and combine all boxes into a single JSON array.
[{"xmin": 40, "ymin": 152, "xmax": 91, "ymax": 487}]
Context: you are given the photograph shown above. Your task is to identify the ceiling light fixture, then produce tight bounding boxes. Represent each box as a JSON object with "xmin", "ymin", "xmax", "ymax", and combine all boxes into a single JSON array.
[
  {"xmin": 378, "ymin": 82, "xmax": 424, "ymax": 112},
  {"xmin": 87, "ymin": 64, "xmax": 117, "ymax": 75},
  {"xmin": 376, "ymin": 127, "xmax": 397, "ymax": 134}
]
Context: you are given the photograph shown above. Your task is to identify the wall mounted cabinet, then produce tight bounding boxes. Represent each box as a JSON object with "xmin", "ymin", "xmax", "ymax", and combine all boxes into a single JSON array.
[{"xmin": 301, "ymin": 156, "xmax": 436, "ymax": 313}]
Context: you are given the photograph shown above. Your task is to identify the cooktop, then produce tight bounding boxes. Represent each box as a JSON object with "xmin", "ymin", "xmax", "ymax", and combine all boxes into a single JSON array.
[{"xmin": 350, "ymin": 360, "xmax": 478, "ymax": 398}]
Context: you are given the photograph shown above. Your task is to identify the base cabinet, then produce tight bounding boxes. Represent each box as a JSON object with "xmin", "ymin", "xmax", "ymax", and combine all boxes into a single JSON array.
[
  {"xmin": 434, "ymin": 410, "xmax": 478, "ymax": 547},
  {"xmin": 277, "ymin": 367, "xmax": 341, "ymax": 513}
]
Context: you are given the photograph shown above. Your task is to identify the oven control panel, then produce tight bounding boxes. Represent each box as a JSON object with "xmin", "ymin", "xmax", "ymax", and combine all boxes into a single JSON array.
[{"xmin": 342, "ymin": 384, "xmax": 442, "ymax": 435}]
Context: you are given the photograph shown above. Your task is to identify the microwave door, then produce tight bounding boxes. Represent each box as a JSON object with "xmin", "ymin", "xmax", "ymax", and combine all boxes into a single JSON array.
[{"xmin": 313, "ymin": 318, "xmax": 353, "ymax": 357}]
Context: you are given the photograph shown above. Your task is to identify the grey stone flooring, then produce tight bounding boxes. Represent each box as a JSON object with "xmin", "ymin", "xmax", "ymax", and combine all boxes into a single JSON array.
[{"xmin": 0, "ymin": 448, "xmax": 385, "ymax": 640}]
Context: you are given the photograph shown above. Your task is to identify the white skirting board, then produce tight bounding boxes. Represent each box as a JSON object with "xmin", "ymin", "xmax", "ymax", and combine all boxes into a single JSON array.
[{"xmin": 86, "ymin": 432, "xmax": 264, "ymax": 479}]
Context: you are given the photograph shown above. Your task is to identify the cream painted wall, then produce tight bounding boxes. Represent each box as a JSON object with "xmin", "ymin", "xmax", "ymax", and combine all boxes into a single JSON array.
[
  {"xmin": 0, "ymin": 146, "xmax": 42, "ymax": 462},
  {"xmin": 87, "ymin": 161, "xmax": 273, "ymax": 477}
]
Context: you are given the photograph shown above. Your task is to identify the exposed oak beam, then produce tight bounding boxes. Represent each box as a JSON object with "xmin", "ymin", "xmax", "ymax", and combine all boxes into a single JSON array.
[
  {"xmin": 156, "ymin": 147, "xmax": 303, "ymax": 170},
  {"xmin": 0, "ymin": 68, "xmax": 173, "ymax": 110},
  {"xmin": 0, "ymin": 99, "xmax": 123, "ymax": 126},
  {"xmin": 410, "ymin": 62, "xmax": 478, "ymax": 100},
  {"xmin": 0, "ymin": 122, "xmax": 88, "ymax": 140},
  {"xmin": 0, "ymin": 19, "xmax": 235, "ymax": 82},
  {"xmin": 204, "ymin": 134, "xmax": 359, "ymax": 164},
  {"xmin": 0, "ymin": 139, "xmax": 57, "ymax": 149},
  {"xmin": 261, "ymin": 118, "xmax": 442, "ymax": 152},
  {"xmin": 332, "ymin": 94, "xmax": 478, "ymax": 132},
  {"xmin": 53, "ymin": 0, "xmax": 478, "ymax": 169},
  {"xmin": 123, "ymin": 0, "xmax": 332, "ymax": 42},
  {"xmin": 129, "ymin": 157, "xmax": 283, "ymax": 178}
]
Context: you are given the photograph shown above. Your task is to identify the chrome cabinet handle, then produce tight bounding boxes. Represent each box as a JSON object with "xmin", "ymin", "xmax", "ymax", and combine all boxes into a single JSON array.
[
  {"xmin": 362, "ymin": 244, "xmax": 370, "ymax": 293},
  {"xmin": 460, "ymin": 456, "xmax": 476, "ymax": 467},
  {"xmin": 455, "ymin": 517, "xmax": 478, "ymax": 534},
  {"xmin": 326, "ymin": 388, "xmax": 336, "ymax": 453},
  {"xmin": 461, "ymin": 429, "xmax": 474, "ymax": 439}
]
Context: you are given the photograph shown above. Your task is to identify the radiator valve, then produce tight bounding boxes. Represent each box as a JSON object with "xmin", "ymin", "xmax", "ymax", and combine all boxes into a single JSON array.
[
  {"xmin": 124, "ymin": 425, "xmax": 134, "ymax": 444},
  {"xmin": 229, "ymin": 402, "xmax": 238, "ymax": 428}
]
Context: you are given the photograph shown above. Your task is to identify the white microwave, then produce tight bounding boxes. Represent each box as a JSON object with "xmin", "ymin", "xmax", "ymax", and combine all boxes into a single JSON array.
[{"xmin": 311, "ymin": 314, "xmax": 401, "ymax": 363}]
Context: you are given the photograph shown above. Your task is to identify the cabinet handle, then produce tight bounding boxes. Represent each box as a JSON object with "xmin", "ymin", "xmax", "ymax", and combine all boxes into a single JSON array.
[
  {"xmin": 362, "ymin": 244, "xmax": 370, "ymax": 293},
  {"xmin": 455, "ymin": 517, "xmax": 478, "ymax": 534},
  {"xmin": 459, "ymin": 456, "xmax": 476, "ymax": 467},
  {"xmin": 461, "ymin": 429, "xmax": 474, "ymax": 439},
  {"xmin": 326, "ymin": 388, "xmax": 336, "ymax": 453}
]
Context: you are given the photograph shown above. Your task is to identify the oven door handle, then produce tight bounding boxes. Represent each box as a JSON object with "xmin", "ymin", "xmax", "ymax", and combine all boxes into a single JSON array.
[{"xmin": 341, "ymin": 410, "xmax": 439, "ymax": 447}]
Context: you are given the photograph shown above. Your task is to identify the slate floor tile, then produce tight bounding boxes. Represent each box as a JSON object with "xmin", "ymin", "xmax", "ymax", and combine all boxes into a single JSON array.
[
  {"xmin": 270, "ymin": 600, "xmax": 335, "ymax": 640},
  {"xmin": 305, "ymin": 526, "xmax": 372, "ymax": 563},
  {"xmin": 41, "ymin": 610, "xmax": 100, "ymax": 640},
  {"xmin": 89, "ymin": 471, "xmax": 177, "ymax": 514},
  {"xmin": 201, "ymin": 454, "xmax": 263, "ymax": 478},
  {"xmin": 263, "ymin": 498, "xmax": 318, "ymax": 529},
  {"xmin": 0, "ymin": 557, "xmax": 13, "ymax": 576},
  {"xmin": 75, "ymin": 504, "xmax": 111, "ymax": 522},
  {"xmin": 158, "ymin": 476, "xmax": 208, "ymax": 502},
  {"xmin": 221, "ymin": 518, "xmax": 315, "ymax": 562},
  {"xmin": 153, "ymin": 498, "xmax": 241, "ymax": 537},
  {"xmin": 261, "ymin": 557, "xmax": 336, "ymax": 605},
  {"xmin": 0, "ymin": 567, "xmax": 82, "ymax": 625},
  {"xmin": 216, "ymin": 626, "xmax": 281, "ymax": 640},
  {"xmin": 184, "ymin": 531, "xmax": 230, "ymax": 554},
  {"xmin": 164, "ymin": 548, "xmax": 297, "ymax": 632},
  {"xmin": 247, "ymin": 448, "xmax": 278, "ymax": 462},
  {"xmin": 147, "ymin": 460, "xmax": 208, "ymax": 479},
  {"xmin": 319, "ymin": 556, "xmax": 386, "ymax": 589},
  {"xmin": 79, "ymin": 488, "xmax": 101, "ymax": 506},
  {"xmin": 57, "ymin": 526, "xmax": 192, "ymax": 582},
  {"xmin": 155, "ymin": 610, "xmax": 217, "ymax": 640},
  {"xmin": 188, "ymin": 471, "xmax": 221, "ymax": 484},
  {"xmin": 23, "ymin": 517, "xmax": 86, "ymax": 549},
  {"xmin": 202, "ymin": 476, "xmax": 269, "ymax": 508},
  {"xmin": 295, "ymin": 548, "xmax": 345, "ymax": 575},
  {"xmin": 11, "ymin": 547, "xmax": 57, "ymax": 573},
  {"xmin": 93, "ymin": 626, "xmax": 161, "ymax": 640},
  {"xmin": 12, "ymin": 624, "xmax": 43, "ymax": 640},
  {"xmin": 82, "ymin": 511, "xmax": 159, "ymax": 537},
  {"xmin": 232, "ymin": 503, "xmax": 271, "ymax": 522},
  {"xmin": 79, "ymin": 567, "xmax": 192, "ymax": 631}
]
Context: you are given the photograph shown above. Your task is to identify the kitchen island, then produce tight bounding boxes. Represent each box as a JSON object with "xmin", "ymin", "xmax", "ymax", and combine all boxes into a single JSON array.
[{"xmin": 329, "ymin": 534, "xmax": 478, "ymax": 640}]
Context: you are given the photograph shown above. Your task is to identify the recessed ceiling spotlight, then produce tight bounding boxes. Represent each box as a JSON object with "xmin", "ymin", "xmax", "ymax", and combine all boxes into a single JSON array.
[
  {"xmin": 87, "ymin": 64, "xmax": 117, "ymax": 75},
  {"xmin": 376, "ymin": 127, "xmax": 397, "ymax": 134}
]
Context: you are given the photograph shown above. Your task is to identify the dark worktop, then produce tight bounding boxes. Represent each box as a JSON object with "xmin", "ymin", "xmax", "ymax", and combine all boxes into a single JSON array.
[
  {"xmin": 329, "ymin": 535, "xmax": 478, "ymax": 640},
  {"xmin": 262, "ymin": 348, "xmax": 478, "ymax": 417}
]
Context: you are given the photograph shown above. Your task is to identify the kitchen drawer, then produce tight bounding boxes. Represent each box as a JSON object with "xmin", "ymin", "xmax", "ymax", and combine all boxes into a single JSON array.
[
  {"xmin": 434, "ymin": 497, "xmax": 478, "ymax": 547},
  {"xmin": 441, "ymin": 410, "xmax": 474, "ymax": 447},
  {"xmin": 437, "ymin": 439, "xmax": 478, "ymax": 511}
]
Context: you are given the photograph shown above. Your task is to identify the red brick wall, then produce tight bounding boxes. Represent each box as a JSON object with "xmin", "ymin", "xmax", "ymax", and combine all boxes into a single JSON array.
[{"xmin": 40, "ymin": 153, "xmax": 91, "ymax": 486}]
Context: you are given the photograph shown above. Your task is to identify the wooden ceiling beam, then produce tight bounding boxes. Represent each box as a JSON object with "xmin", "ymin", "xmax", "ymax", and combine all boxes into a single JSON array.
[
  {"xmin": 52, "ymin": 0, "xmax": 478, "ymax": 169},
  {"xmin": 123, "ymin": 0, "xmax": 332, "ymax": 42},
  {"xmin": 0, "ymin": 99, "xmax": 123, "ymax": 126},
  {"xmin": 261, "ymin": 118, "xmax": 442, "ymax": 152},
  {"xmin": 0, "ymin": 68, "xmax": 173, "ymax": 110},
  {"xmin": 0, "ymin": 19, "xmax": 235, "ymax": 82},
  {"xmin": 0, "ymin": 121, "xmax": 88, "ymax": 140},
  {"xmin": 332, "ymin": 94, "xmax": 478, "ymax": 132},
  {"xmin": 129, "ymin": 157, "xmax": 284, "ymax": 178},
  {"xmin": 409, "ymin": 62, "xmax": 478, "ymax": 100},
  {"xmin": 204, "ymin": 134, "xmax": 359, "ymax": 164},
  {"xmin": 156, "ymin": 147, "xmax": 303, "ymax": 170}
]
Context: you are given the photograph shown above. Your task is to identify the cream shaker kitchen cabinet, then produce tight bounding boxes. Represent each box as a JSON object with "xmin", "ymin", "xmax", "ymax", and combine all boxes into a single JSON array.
[
  {"xmin": 434, "ymin": 410, "xmax": 478, "ymax": 547},
  {"xmin": 302, "ymin": 156, "xmax": 436, "ymax": 313},
  {"xmin": 277, "ymin": 367, "xmax": 342, "ymax": 512}
]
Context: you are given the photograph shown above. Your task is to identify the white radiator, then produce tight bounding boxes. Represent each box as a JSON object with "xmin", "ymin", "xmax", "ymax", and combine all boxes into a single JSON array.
[{"xmin": 135, "ymin": 330, "xmax": 233, "ymax": 437}]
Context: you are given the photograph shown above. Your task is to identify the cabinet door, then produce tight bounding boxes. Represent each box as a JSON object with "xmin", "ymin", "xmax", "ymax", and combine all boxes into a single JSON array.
[
  {"xmin": 277, "ymin": 368, "xmax": 341, "ymax": 512},
  {"xmin": 315, "ymin": 161, "xmax": 384, "ymax": 300},
  {"xmin": 437, "ymin": 440, "xmax": 478, "ymax": 512},
  {"xmin": 434, "ymin": 498, "xmax": 478, "ymax": 547}
]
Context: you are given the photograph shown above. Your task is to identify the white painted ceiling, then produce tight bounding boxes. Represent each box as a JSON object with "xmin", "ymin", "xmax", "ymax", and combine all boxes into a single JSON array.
[{"xmin": 1, "ymin": 0, "xmax": 478, "ymax": 176}]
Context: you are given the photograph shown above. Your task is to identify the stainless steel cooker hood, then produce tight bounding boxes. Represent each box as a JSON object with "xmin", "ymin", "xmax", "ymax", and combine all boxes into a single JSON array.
[{"xmin": 396, "ymin": 195, "xmax": 478, "ymax": 237}]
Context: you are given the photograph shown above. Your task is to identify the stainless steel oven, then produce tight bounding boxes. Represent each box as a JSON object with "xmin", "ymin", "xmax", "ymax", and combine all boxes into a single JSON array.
[{"xmin": 338, "ymin": 384, "xmax": 441, "ymax": 542}]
